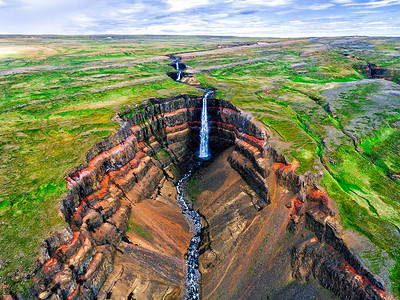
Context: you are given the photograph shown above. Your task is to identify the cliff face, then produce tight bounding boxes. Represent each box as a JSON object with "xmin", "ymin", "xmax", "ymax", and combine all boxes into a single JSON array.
[
  {"xmin": 31, "ymin": 94, "xmax": 389, "ymax": 300},
  {"xmin": 356, "ymin": 62, "xmax": 398, "ymax": 82},
  {"xmin": 189, "ymin": 109, "xmax": 390, "ymax": 299},
  {"xmin": 190, "ymin": 147, "xmax": 338, "ymax": 299}
]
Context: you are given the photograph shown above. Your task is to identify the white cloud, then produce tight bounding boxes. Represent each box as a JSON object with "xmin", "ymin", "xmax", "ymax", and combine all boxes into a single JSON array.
[
  {"xmin": 345, "ymin": 0, "xmax": 400, "ymax": 8},
  {"xmin": 246, "ymin": 0, "xmax": 292, "ymax": 5},
  {"xmin": 310, "ymin": 15, "xmax": 346, "ymax": 20},
  {"xmin": 20, "ymin": 0, "xmax": 67, "ymax": 9},
  {"xmin": 332, "ymin": 0, "xmax": 353, "ymax": 4},
  {"xmin": 234, "ymin": 0, "xmax": 294, "ymax": 7},
  {"xmin": 167, "ymin": 0, "xmax": 209, "ymax": 12},
  {"xmin": 70, "ymin": 13, "xmax": 95, "ymax": 28},
  {"xmin": 117, "ymin": 4, "xmax": 148, "ymax": 15},
  {"xmin": 309, "ymin": 3, "xmax": 334, "ymax": 10},
  {"xmin": 276, "ymin": 9, "xmax": 296, "ymax": 15},
  {"xmin": 0, "ymin": 0, "xmax": 399, "ymax": 37},
  {"xmin": 289, "ymin": 20, "xmax": 304, "ymax": 25},
  {"xmin": 352, "ymin": 9, "xmax": 382, "ymax": 13}
]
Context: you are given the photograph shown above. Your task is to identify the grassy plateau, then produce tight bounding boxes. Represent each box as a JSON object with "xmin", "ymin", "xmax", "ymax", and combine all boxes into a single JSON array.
[{"xmin": 0, "ymin": 35, "xmax": 399, "ymax": 296}]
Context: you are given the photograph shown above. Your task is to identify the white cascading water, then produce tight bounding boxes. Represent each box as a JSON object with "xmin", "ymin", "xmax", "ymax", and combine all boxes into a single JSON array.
[
  {"xmin": 176, "ymin": 70, "xmax": 182, "ymax": 81},
  {"xmin": 198, "ymin": 90, "xmax": 212, "ymax": 160},
  {"xmin": 172, "ymin": 58, "xmax": 182, "ymax": 81},
  {"xmin": 168, "ymin": 57, "xmax": 213, "ymax": 299},
  {"xmin": 176, "ymin": 165, "xmax": 202, "ymax": 300}
]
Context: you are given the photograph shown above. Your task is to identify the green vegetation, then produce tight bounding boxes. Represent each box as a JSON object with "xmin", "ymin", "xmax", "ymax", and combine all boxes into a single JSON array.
[
  {"xmin": 1, "ymin": 35, "xmax": 257, "ymax": 292},
  {"xmin": 131, "ymin": 224, "xmax": 152, "ymax": 241},
  {"xmin": 193, "ymin": 37, "xmax": 400, "ymax": 296},
  {"xmin": 0, "ymin": 35, "xmax": 399, "ymax": 296}
]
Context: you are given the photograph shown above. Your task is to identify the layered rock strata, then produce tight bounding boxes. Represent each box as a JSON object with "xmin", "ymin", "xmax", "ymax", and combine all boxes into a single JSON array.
[
  {"xmin": 191, "ymin": 148, "xmax": 338, "ymax": 299},
  {"xmin": 192, "ymin": 149, "xmax": 389, "ymax": 299},
  {"xmin": 31, "ymin": 94, "xmax": 388, "ymax": 300},
  {"xmin": 30, "ymin": 94, "xmax": 268, "ymax": 299}
]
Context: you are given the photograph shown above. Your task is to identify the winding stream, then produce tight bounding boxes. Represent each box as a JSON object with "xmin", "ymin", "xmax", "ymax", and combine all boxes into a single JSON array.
[
  {"xmin": 176, "ymin": 165, "xmax": 202, "ymax": 299},
  {"xmin": 169, "ymin": 57, "xmax": 212, "ymax": 299},
  {"xmin": 171, "ymin": 56, "xmax": 183, "ymax": 82}
]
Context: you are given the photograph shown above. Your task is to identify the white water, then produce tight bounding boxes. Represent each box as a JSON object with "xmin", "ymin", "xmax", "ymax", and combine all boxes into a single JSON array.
[
  {"xmin": 172, "ymin": 58, "xmax": 182, "ymax": 81},
  {"xmin": 176, "ymin": 70, "xmax": 182, "ymax": 81},
  {"xmin": 168, "ymin": 57, "xmax": 213, "ymax": 299},
  {"xmin": 198, "ymin": 90, "xmax": 212, "ymax": 160},
  {"xmin": 176, "ymin": 166, "xmax": 202, "ymax": 300},
  {"xmin": 176, "ymin": 89, "xmax": 213, "ymax": 298}
]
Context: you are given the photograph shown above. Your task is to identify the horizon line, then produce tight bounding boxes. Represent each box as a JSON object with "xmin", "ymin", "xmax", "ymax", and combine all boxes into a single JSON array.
[{"xmin": 1, "ymin": 34, "xmax": 399, "ymax": 39}]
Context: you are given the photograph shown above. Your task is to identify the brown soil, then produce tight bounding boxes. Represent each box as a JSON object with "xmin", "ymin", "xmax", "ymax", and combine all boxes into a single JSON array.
[
  {"xmin": 191, "ymin": 147, "xmax": 337, "ymax": 300},
  {"xmin": 98, "ymin": 178, "xmax": 191, "ymax": 300}
]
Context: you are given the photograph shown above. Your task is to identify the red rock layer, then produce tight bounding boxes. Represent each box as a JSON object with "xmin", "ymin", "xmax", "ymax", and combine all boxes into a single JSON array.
[{"xmin": 30, "ymin": 94, "xmax": 388, "ymax": 300}]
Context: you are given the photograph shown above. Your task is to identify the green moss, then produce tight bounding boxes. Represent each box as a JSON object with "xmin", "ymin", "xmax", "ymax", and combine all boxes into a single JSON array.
[
  {"xmin": 360, "ymin": 127, "xmax": 400, "ymax": 175},
  {"xmin": 131, "ymin": 224, "xmax": 152, "ymax": 241},
  {"xmin": 1, "ymin": 35, "xmax": 400, "ymax": 297}
]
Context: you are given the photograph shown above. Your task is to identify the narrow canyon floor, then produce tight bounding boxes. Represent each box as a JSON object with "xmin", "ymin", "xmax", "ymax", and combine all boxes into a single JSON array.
[{"xmin": 98, "ymin": 147, "xmax": 339, "ymax": 300}]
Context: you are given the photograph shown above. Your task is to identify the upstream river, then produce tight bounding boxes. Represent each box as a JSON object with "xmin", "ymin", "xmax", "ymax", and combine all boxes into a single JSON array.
[{"xmin": 170, "ymin": 57, "xmax": 212, "ymax": 299}]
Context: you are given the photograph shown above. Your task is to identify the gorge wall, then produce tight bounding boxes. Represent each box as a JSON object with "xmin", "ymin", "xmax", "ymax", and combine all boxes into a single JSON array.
[{"xmin": 30, "ymin": 94, "xmax": 390, "ymax": 300}]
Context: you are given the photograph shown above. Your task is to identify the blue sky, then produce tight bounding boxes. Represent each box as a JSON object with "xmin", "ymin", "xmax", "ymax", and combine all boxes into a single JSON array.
[{"xmin": 0, "ymin": 0, "xmax": 399, "ymax": 37}]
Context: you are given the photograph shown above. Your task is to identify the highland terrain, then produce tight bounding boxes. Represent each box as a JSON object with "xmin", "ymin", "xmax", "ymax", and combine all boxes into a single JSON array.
[{"xmin": 0, "ymin": 35, "xmax": 399, "ymax": 299}]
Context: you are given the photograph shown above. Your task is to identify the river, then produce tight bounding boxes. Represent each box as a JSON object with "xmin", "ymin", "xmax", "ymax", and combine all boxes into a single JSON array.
[{"xmin": 170, "ymin": 56, "xmax": 212, "ymax": 299}]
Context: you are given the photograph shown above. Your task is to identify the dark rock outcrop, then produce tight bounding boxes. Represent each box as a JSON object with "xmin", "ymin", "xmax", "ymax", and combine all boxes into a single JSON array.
[
  {"xmin": 191, "ymin": 140, "xmax": 389, "ymax": 299},
  {"xmin": 29, "ymin": 94, "xmax": 389, "ymax": 300},
  {"xmin": 30, "ymin": 94, "xmax": 272, "ymax": 299},
  {"xmin": 292, "ymin": 239, "xmax": 386, "ymax": 300},
  {"xmin": 364, "ymin": 63, "xmax": 395, "ymax": 80},
  {"xmin": 351, "ymin": 61, "xmax": 399, "ymax": 83}
]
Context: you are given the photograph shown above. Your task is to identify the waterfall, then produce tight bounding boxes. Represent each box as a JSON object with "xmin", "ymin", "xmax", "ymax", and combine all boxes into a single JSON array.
[
  {"xmin": 168, "ymin": 56, "xmax": 213, "ymax": 299},
  {"xmin": 170, "ymin": 57, "xmax": 183, "ymax": 82},
  {"xmin": 176, "ymin": 70, "xmax": 182, "ymax": 81},
  {"xmin": 175, "ymin": 89, "xmax": 213, "ymax": 299},
  {"xmin": 198, "ymin": 90, "xmax": 212, "ymax": 160}
]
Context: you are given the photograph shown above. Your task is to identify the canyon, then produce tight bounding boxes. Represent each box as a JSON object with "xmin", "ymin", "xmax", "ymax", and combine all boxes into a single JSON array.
[
  {"xmin": 1, "ymin": 36, "xmax": 399, "ymax": 300},
  {"xmin": 28, "ymin": 93, "xmax": 391, "ymax": 299}
]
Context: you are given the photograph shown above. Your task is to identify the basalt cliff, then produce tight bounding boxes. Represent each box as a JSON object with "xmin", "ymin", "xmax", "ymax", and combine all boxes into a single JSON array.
[{"xmin": 28, "ymin": 94, "xmax": 391, "ymax": 300}]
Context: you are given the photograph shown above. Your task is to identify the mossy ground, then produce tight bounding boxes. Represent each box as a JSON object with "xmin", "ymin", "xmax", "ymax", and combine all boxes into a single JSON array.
[
  {"xmin": 193, "ymin": 37, "xmax": 400, "ymax": 295},
  {"xmin": 0, "ymin": 35, "xmax": 399, "ymax": 296},
  {"xmin": 0, "ymin": 35, "xmax": 249, "ymax": 293}
]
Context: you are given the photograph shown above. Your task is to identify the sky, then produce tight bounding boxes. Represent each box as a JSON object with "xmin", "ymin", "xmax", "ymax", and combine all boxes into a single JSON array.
[{"xmin": 0, "ymin": 0, "xmax": 399, "ymax": 37}]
